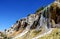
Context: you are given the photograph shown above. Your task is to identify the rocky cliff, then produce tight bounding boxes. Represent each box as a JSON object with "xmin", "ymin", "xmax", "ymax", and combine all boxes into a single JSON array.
[{"xmin": 2, "ymin": 0, "xmax": 60, "ymax": 39}]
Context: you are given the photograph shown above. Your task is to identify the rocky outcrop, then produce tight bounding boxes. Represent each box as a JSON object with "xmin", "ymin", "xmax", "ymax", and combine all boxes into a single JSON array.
[{"xmin": 2, "ymin": 0, "xmax": 60, "ymax": 39}]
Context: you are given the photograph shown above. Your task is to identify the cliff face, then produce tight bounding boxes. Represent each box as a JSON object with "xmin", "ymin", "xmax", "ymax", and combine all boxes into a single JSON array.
[
  {"xmin": 3, "ymin": 0, "xmax": 60, "ymax": 39},
  {"xmin": 50, "ymin": 2, "xmax": 60, "ymax": 24}
]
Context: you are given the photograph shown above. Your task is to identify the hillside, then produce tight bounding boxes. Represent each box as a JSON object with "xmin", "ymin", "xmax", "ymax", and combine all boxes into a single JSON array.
[
  {"xmin": 38, "ymin": 28, "xmax": 60, "ymax": 39},
  {"xmin": 0, "ymin": 0, "xmax": 60, "ymax": 39}
]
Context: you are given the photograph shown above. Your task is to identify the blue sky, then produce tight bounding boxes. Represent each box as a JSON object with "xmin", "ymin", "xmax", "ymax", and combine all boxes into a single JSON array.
[{"xmin": 0, "ymin": 0, "xmax": 54, "ymax": 31}]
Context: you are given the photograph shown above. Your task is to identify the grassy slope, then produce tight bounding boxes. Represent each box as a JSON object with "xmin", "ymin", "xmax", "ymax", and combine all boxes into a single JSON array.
[
  {"xmin": 15, "ymin": 27, "xmax": 45, "ymax": 39},
  {"xmin": 38, "ymin": 28, "xmax": 60, "ymax": 39}
]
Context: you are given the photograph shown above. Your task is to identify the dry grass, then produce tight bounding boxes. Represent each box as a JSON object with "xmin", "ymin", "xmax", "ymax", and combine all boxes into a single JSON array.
[
  {"xmin": 38, "ymin": 28, "xmax": 60, "ymax": 39},
  {"xmin": 14, "ymin": 27, "xmax": 45, "ymax": 39}
]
